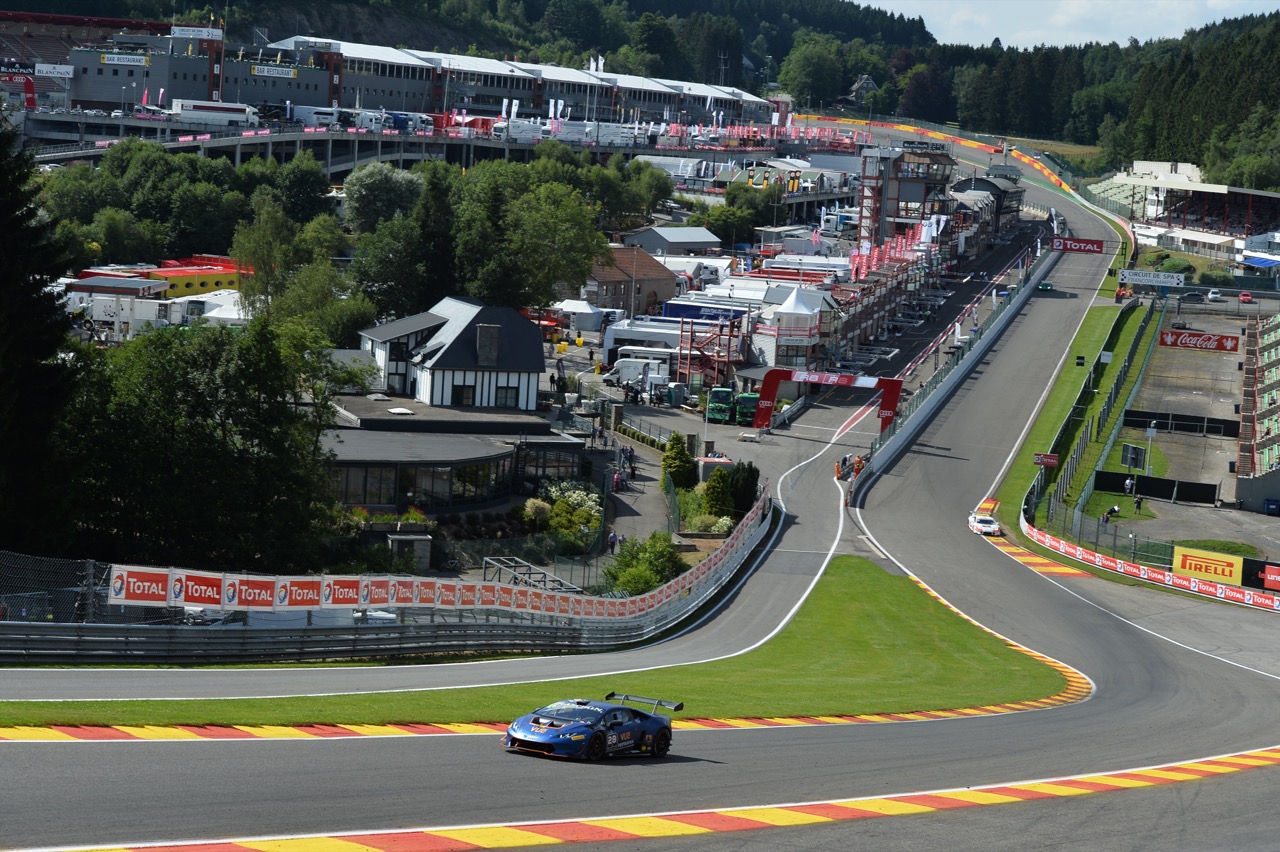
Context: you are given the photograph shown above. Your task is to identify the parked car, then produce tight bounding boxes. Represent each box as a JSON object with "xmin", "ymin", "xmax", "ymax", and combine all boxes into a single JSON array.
[
  {"xmin": 110, "ymin": 109, "xmax": 123, "ymax": 118},
  {"xmin": 1177, "ymin": 290, "xmax": 1205, "ymax": 303},
  {"xmin": 1207, "ymin": 289, "xmax": 1224, "ymax": 302},
  {"xmin": 1239, "ymin": 291, "xmax": 1255, "ymax": 304}
]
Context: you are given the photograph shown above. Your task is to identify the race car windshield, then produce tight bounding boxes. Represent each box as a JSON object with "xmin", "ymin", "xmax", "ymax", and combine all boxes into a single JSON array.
[{"xmin": 536, "ymin": 702, "xmax": 604, "ymax": 723}]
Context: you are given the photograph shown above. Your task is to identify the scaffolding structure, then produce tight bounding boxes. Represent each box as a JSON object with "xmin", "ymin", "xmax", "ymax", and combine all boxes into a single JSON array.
[{"xmin": 676, "ymin": 316, "xmax": 748, "ymax": 391}]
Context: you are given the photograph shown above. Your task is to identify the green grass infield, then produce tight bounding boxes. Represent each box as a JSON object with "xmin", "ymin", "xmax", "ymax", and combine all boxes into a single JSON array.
[{"xmin": 0, "ymin": 558, "xmax": 1065, "ymax": 728}]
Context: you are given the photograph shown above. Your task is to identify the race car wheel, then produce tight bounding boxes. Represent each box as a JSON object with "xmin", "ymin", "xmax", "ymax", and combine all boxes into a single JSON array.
[
  {"xmin": 586, "ymin": 732, "xmax": 607, "ymax": 761},
  {"xmin": 652, "ymin": 728, "xmax": 671, "ymax": 759}
]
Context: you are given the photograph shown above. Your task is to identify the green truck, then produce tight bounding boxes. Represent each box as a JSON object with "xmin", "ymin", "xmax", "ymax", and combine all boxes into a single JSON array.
[
  {"xmin": 706, "ymin": 387, "xmax": 736, "ymax": 424},
  {"xmin": 735, "ymin": 392, "xmax": 760, "ymax": 426}
]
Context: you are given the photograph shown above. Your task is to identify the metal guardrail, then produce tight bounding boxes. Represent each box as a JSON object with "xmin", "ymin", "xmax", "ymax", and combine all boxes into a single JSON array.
[{"xmin": 0, "ymin": 488, "xmax": 772, "ymax": 663}]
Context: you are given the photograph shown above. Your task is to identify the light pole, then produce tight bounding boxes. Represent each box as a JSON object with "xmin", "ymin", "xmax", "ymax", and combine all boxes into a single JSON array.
[
  {"xmin": 1146, "ymin": 420, "xmax": 1156, "ymax": 475},
  {"xmin": 119, "ymin": 86, "xmax": 126, "ymax": 136}
]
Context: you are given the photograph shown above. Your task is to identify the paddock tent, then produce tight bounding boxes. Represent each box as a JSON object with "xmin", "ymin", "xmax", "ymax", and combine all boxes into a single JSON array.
[{"xmin": 554, "ymin": 299, "xmax": 605, "ymax": 331}]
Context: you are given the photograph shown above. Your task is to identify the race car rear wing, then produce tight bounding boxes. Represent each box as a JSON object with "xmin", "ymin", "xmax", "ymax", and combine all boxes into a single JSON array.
[{"xmin": 606, "ymin": 691, "xmax": 684, "ymax": 713}]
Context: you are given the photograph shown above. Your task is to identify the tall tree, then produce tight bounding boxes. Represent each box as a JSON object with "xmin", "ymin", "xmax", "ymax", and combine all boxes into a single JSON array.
[
  {"xmin": 0, "ymin": 128, "xmax": 76, "ymax": 553},
  {"xmin": 231, "ymin": 195, "xmax": 301, "ymax": 318},
  {"xmin": 505, "ymin": 181, "xmax": 609, "ymax": 306}
]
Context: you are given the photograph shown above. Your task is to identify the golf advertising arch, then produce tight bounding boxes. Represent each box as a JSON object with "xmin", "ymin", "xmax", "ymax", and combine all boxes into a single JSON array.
[{"xmin": 754, "ymin": 369, "xmax": 904, "ymax": 432}]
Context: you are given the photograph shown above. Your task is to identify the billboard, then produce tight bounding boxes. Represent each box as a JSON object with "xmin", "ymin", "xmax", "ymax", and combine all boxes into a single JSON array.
[
  {"xmin": 1173, "ymin": 546, "xmax": 1243, "ymax": 587},
  {"xmin": 1050, "ymin": 236, "xmax": 1104, "ymax": 254},
  {"xmin": 1158, "ymin": 331, "xmax": 1239, "ymax": 352},
  {"xmin": 1118, "ymin": 269, "xmax": 1185, "ymax": 287}
]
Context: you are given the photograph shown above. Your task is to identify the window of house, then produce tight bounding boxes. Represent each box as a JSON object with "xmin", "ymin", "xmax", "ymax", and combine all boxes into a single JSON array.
[
  {"xmin": 451, "ymin": 384, "xmax": 476, "ymax": 406},
  {"xmin": 495, "ymin": 386, "xmax": 519, "ymax": 409}
]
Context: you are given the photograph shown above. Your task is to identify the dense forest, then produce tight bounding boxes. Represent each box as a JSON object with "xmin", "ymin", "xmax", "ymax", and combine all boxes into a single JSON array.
[{"xmin": 12, "ymin": 2, "xmax": 1280, "ymax": 183}]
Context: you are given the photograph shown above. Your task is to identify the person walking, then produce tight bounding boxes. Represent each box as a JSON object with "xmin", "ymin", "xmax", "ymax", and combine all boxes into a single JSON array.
[
  {"xmin": 608, "ymin": 530, "xmax": 617, "ymax": 554},
  {"xmin": 1124, "ymin": 476, "xmax": 1134, "ymax": 495}
]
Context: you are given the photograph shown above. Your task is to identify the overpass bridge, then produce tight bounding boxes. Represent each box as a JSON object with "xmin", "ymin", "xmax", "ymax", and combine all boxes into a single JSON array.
[{"xmin": 16, "ymin": 112, "xmax": 859, "ymax": 223}]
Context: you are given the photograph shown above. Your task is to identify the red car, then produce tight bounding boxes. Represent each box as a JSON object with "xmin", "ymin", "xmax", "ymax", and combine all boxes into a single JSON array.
[{"xmin": 1239, "ymin": 291, "xmax": 1254, "ymax": 304}]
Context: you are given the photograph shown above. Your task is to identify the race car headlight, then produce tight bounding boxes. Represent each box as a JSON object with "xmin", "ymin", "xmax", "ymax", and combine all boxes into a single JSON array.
[{"xmin": 560, "ymin": 732, "xmax": 586, "ymax": 740}]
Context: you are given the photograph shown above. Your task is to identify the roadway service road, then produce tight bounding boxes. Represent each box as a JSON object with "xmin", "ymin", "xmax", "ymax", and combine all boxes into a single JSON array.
[{"xmin": 7, "ymin": 154, "xmax": 1280, "ymax": 851}]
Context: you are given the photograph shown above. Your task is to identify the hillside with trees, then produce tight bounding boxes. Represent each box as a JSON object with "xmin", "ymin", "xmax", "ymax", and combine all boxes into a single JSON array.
[{"xmin": 17, "ymin": 2, "xmax": 1280, "ymax": 182}]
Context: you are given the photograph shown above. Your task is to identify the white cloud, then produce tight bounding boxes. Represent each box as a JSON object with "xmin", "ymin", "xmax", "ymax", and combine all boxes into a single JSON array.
[{"xmin": 884, "ymin": 0, "xmax": 1277, "ymax": 48}]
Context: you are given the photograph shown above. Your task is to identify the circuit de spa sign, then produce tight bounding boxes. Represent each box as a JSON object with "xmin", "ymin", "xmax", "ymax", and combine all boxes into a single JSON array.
[{"xmin": 1158, "ymin": 331, "xmax": 1239, "ymax": 352}]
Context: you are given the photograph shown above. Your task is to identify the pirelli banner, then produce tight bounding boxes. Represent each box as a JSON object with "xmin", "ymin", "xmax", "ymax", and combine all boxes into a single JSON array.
[
  {"xmin": 1173, "ymin": 546, "xmax": 1243, "ymax": 586},
  {"xmin": 1021, "ymin": 517, "xmax": 1280, "ymax": 611}
]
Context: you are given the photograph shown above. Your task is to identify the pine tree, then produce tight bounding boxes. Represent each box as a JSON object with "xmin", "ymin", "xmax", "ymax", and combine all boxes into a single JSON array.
[
  {"xmin": 661, "ymin": 430, "xmax": 697, "ymax": 489},
  {"xmin": 0, "ymin": 127, "xmax": 75, "ymax": 552}
]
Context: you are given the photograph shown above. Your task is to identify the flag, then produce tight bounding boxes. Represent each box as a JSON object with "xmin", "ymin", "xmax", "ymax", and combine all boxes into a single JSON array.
[
  {"xmin": 811, "ymin": 229, "xmax": 820, "ymax": 246},
  {"xmin": 141, "ymin": 87, "xmax": 148, "ymax": 105},
  {"xmin": 640, "ymin": 361, "xmax": 650, "ymax": 394},
  {"xmin": 706, "ymin": 93, "xmax": 713, "ymax": 111},
  {"xmin": 597, "ymin": 55, "xmax": 604, "ymax": 73},
  {"xmin": 501, "ymin": 98, "xmax": 509, "ymax": 119},
  {"xmin": 771, "ymin": 111, "xmax": 779, "ymax": 126},
  {"xmin": 511, "ymin": 99, "xmax": 519, "ymax": 120}
]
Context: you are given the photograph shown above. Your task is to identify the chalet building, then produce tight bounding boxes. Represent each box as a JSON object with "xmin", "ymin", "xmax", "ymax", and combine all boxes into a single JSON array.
[{"xmin": 586, "ymin": 247, "xmax": 682, "ymax": 316}]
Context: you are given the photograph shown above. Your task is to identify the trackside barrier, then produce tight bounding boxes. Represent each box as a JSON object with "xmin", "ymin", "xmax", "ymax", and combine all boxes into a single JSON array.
[
  {"xmin": 850, "ymin": 250, "xmax": 1062, "ymax": 506},
  {"xmin": 1018, "ymin": 513, "xmax": 1280, "ymax": 612},
  {"xmin": 0, "ymin": 487, "xmax": 773, "ymax": 663}
]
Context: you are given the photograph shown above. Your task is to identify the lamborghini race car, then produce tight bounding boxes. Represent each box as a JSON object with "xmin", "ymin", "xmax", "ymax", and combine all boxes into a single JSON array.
[{"xmin": 501, "ymin": 692, "xmax": 683, "ymax": 760}]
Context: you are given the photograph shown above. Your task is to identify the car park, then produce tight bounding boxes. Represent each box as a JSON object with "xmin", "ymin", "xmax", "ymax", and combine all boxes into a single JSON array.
[
  {"xmin": 1239, "ymin": 291, "xmax": 1254, "ymax": 303},
  {"xmin": 967, "ymin": 513, "xmax": 1003, "ymax": 536},
  {"xmin": 1207, "ymin": 289, "xmax": 1224, "ymax": 302},
  {"xmin": 1177, "ymin": 290, "xmax": 1205, "ymax": 303},
  {"xmin": 502, "ymin": 692, "xmax": 682, "ymax": 760}
]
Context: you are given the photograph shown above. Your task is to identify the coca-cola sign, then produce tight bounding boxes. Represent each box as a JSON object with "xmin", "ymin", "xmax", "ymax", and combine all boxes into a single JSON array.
[
  {"xmin": 1158, "ymin": 331, "xmax": 1239, "ymax": 352},
  {"xmin": 1050, "ymin": 236, "xmax": 1104, "ymax": 254}
]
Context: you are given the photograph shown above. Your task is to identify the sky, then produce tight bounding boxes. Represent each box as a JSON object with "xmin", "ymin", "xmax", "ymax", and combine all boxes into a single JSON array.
[{"xmin": 882, "ymin": 0, "xmax": 1278, "ymax": 48}]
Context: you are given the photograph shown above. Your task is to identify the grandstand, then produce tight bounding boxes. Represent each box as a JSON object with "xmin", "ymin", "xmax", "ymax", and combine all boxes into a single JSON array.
[
  {"xmin": 1238, "ymin": 314, "xmax": 1280, "ymax": 479},
  {"xmin": 0, "ymin": 11, "xmax": 169, "ymax": 104}
]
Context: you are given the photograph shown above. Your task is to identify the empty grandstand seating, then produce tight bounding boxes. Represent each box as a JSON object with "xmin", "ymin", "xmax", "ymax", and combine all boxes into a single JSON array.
[{"xmin": 1238, "ymin": 314, "xmax": 1280, "ymax": 478}]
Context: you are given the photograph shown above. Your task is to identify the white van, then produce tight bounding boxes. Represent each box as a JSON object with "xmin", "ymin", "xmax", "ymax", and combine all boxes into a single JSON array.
[{"xmin": 602, "ymin": 358, "xmax": 667, "ymax": 388}]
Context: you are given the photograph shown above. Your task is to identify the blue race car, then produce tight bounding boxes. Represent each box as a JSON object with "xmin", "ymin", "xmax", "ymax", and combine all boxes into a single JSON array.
[{"xmin": 502, "ymin": 692, "xmax": 683, "ymax": 760}]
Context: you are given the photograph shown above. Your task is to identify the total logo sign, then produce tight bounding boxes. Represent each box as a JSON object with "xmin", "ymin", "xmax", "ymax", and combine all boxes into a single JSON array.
[
  {"xmin": 170, "ymin": 571, "xmax": 224, "ymax": 607},
  {"xmin": 1050, "ymin": 236, "xmax": 1105, "ymax": 254},
  {"xmin": 109, "ymin": 568, "xmax": 170, "ymax": 604}
]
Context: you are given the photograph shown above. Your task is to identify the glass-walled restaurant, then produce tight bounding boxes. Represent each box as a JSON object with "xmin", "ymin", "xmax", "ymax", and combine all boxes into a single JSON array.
[{"xmin": 329, "ymin": 440, "xmax": 583, "ymax": 513}]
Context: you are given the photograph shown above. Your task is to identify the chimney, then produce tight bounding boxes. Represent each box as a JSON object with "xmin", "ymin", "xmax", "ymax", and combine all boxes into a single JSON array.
[{"xmin": 475, "ymin": 323, "xmax": 500, "ymax": 368}]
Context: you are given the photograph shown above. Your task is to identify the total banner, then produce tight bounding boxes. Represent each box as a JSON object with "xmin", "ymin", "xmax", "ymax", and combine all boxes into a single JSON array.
[{"xmin": 100, "ymin": 486, "xmax": 771, "ymax": 616}]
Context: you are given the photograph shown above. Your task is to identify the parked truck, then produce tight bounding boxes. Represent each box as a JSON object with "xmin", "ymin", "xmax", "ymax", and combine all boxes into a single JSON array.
[
  {"xmin": 493, "ymin": 118, "xmax": 546, "ymax": 143},
  {"xmin": 602, "ymin": 358, "xmax": 667, "ymax": 388},
  {"xmin": 706, "ymin": 386, "xmax": 736, "ymax": 423},
  {"xmin": 735, "ymin": 392, "xmax": 760, "ymax": 426},
  {"xmin": 169, "ymin": 99, "xmax": 259, "ymax": 127}
]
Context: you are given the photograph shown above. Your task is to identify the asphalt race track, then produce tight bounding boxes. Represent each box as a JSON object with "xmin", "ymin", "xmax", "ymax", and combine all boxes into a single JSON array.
[{"xmin": 7, "ymin": 150, "xmax": 1280, "ymax": 852}]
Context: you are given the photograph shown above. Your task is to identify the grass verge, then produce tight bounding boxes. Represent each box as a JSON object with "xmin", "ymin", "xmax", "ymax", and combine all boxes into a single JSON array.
[{"xmin": 0, "ymin": 558, "xmax": 1065, "ymax": 727}]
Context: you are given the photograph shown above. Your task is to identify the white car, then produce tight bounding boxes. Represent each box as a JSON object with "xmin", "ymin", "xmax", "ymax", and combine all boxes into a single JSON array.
[
  {"xmin": 1207, "ymin": 289, "xmax": 1225, "ymax": 302},
  {"xmin": 968, "ymin": 513, "xmax": 1003, "ymax": 536}
]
